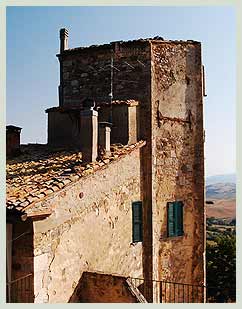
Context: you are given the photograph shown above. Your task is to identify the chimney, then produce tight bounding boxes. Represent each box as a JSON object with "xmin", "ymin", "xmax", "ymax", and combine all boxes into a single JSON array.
[
  {"xmin": 59, "ymin": 28, "xmax": 68, "ymax": 106},
  {"xmin": 98, "ymin": 122, "xmax": 111, "ymax": 156},
  {"xmin": 80, "ymin": 99, "xmax": 98, "ymax": 163},
  {"xmin": 60, "ymin": 28, "xmax": 68, "ymax": 53},
  {"xmin": 6, "ymin": 125, "xmax": 22, "ymax": 157}
]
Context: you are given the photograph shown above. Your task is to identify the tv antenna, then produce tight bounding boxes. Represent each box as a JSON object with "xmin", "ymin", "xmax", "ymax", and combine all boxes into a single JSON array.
[{"xmin": 109, "ymin": 51, "xmax": 113, "ymax": 124}]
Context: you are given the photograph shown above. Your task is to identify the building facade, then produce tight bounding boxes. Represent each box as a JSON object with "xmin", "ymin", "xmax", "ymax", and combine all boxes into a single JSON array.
[{"xmin": 6, "ymin": 29, "xmax": 205, "ymax": 303}]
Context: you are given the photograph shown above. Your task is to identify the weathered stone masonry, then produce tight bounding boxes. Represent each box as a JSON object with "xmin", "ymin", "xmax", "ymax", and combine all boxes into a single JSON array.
[
  {"xmin": 151, "ymin": 41, "xmax": 205, "ymax": 297},
  {"xmin": 53, "ymin": 37, "xmax": 205, "ymax": 301},
  {"xmin": 58, "ymin": 41, "xmax": 151, "ymax": 106},
  {"xmin": 8, "ymin": 31, "xmax": 205, "ymax": 303},
  {"xmin": 52, "ymin": 37, "xmax": 154, "ymax": 301},
  {"xmin": 30, "ymin": 147, "xmax": 143, "ymax": 303}
]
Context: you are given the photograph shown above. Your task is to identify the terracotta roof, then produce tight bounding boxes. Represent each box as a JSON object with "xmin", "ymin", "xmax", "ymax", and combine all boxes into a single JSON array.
[{"xmin": 6, "ymin": 141, "xmax": 146, "ymax": 217}]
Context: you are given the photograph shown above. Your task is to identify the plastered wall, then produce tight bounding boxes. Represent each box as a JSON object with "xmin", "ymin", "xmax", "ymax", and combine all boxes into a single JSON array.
[{"xmin": 31, "ymin": 148, "xmax": 143, "ymax": 303}]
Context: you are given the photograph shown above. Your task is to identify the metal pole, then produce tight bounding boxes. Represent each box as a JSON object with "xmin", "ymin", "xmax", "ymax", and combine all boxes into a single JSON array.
[{"xmin": 109, "ymin": 51, "xmax": 113, "ymax": 124}]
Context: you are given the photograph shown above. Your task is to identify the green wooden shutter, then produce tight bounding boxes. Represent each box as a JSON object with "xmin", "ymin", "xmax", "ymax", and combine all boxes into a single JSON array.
[
  {"xmin": 167, "ymin": 202, "xmax": 175, "ymax": 237},
  {"xmin": 167, "ymin": 201, "xmax": 184, "ymax": 237},
  {"xmin": 175, "ymin": 201, "xmax": 184, "ymax": 236},
  {"xmin": 132, "ymin": 201, "xmax": 143, "ymax": 242}
]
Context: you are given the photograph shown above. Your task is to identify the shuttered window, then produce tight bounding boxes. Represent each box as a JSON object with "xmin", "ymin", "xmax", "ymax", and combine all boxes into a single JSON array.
[
  {"xmin": 167, "ymin": 201, "xmax": 184, "ymax": 237},
  {"xmin": 132, "ymin": 201, "xmax": 143, "ymax": 243}
]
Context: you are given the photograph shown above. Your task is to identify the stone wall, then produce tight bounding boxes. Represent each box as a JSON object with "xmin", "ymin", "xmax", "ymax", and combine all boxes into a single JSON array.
[
  {"xmin": 31, "ymin": 147, "xmax": 143, "ymax": 303},
  {"xmin": 11, "ymin": 219, "xmax": 34, "ymax": 302},
  {"xmin": 70, "ymin": 272, "xmax": 138, "ymax": 303},
  {"xmin": 59, "ymin": 41, "xmax": 151, "ymax": 106},
  {"xmin": 47, "ymin": 109, "xmax": 81, "ymax": 148},
  {"xmin": 58, "ymin": 42, "xmax": 152, "ymax": 150},
  {"xmin": 150, "ymin": 41, "xmax": 205, "ymax": 301},
  {"xmin": 57, "ymin": 43, "xmax": 153, "ymax": 301},
  {"xmin": 50, "ymin": 41, "xmax": 151, "ymax": 152}
]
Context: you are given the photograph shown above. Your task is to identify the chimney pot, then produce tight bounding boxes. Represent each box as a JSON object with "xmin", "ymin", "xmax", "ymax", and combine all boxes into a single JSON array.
[
  {"xmin": 60, "ymin": 28, "xmax": 69, "ymax": 53},
  {"xmin": 6, "ymin": 125, "xmax": 22, "ymax": 157},
  {"xmin": 98, "ymin": 122, "xmax": 112, "ymax": 156},
  {"xmin": 80, "ymin": 108, "xmax": 98, "ymax": 163}
]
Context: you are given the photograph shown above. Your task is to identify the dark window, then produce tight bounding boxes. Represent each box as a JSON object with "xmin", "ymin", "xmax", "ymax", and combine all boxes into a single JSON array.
[
  {"xmin": 132, "ymin": 201, "xmax": 143, "ymax": 243},
  {"xmin": 167, "ymin": 201, "xmax": 184, "ymax": 237}
]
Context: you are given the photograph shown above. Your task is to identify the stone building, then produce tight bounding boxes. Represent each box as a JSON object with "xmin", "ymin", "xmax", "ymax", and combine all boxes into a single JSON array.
[{"xmin": 6, "ymin": 29, "xmax": 205, "ymax": 303}]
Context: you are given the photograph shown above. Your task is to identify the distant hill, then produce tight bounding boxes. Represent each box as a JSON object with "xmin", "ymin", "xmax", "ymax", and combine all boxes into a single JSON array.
[
  {"xmin": 206, "ymin": 173, "xmax": 236, "ymax": 185},
  {"xmin": 206, "ymin": 199, "xmax": 236, "ymax": 219},
  {"xmin": 205, "ymin": 174, "xmax": 236, "ymax": 219},
  {"xmin": 206, "ymin": 182, "xmax": 236, "ymax": 200}
]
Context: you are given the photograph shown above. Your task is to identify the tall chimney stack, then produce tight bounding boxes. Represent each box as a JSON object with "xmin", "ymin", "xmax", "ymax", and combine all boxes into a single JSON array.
[
  {"xmin": 80, "ymin": 99, "xmax": 98, "ymax": 163},
  {"xmin": 60, "ymin": 28, "xmax": 68, "ymax": 53},
  {"xmin": 59, "ymin": 28, "xmax": 68, "ymax": 106}
]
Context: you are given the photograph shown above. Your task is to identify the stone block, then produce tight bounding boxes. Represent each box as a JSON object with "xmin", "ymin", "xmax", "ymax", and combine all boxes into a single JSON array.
[
  {"xmin": 63, "ymin": 72, "xmax": 70, "ymax": 80},
  {"xmin": 63, "ymin": 60, "xmax": 72, "ymax": 67},
  {"xmin": 81, "ymin": 73, "xmax": 88, "ymax": 78},
  {"xmin": 71, "ymin": 80, "xmax": 79, "ymax": 86},
  {"xmin": 170, "ymin": 150, "xmax": 176, "ymax": 158}
]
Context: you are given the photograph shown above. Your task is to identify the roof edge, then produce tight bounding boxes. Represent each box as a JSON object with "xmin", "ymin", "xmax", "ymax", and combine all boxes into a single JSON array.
[
  {"xmin": 56, "ymin": 38, "xmax": 201, "ymax": 57},
  {"xmin": 13, "ymin": 140, "xmax": 146, "ymax": 217}
]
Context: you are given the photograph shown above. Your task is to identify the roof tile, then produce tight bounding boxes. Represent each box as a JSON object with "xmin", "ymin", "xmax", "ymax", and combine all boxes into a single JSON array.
[{"xmin": 6, "ymin": 140, "xmax": 146, "ymax": 214}]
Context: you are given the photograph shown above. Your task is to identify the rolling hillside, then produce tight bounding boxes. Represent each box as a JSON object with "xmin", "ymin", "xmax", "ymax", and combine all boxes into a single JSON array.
[
  {"xmin": 206, "ymin": 182, "xmax": 236, "ymax": 200},
  {"xmin": 206, "ymin": 199, "xmax": 236, "ymax": 219},
  {"xmin": 205, "ymin": 174, "xmax": 236, "ymax": 219}
]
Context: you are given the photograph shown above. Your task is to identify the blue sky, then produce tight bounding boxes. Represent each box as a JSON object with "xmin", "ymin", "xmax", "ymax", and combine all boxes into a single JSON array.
[{"xmin": 6, "ymin": 6, "xmax": 235, "ymax": 177}]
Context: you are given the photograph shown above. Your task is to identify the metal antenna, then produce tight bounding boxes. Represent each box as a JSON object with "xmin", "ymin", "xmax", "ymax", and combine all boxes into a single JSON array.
[
  {"xmin": 124, "ymin": 61, "xmax": 135, "ymax": 69},
  {"xmin": 137, "ymin": 60, "xmax": 146, "ymax": 67},
  {"xmin": 109, "ymin": 51, "xmax": 113, "ymax": 124},
  {"xmin": 86, "ymin": 57, "xmax": 146, "ymax": 112}
]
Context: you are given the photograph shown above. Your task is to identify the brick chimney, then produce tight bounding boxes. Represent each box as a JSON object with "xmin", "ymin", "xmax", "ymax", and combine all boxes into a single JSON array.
[
  {"xmin": 59, "ymin": 28, "xmax": 68, "ymax": 106},
  {"xmin": 6, "ymin": 125, "xmax": 22, "ymax": 157}
]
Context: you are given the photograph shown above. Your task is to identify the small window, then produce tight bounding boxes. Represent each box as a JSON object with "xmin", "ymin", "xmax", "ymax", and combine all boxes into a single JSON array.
[
  {"xmin": 167, "ymin": 201, "xmax": 184, "ymax": 237},
  {"xmin": 132, "ymin": 201, "xmax": 143, "ymax": 243}
]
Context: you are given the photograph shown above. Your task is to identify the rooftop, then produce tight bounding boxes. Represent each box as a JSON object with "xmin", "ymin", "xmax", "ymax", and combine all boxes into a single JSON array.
[
  {"xmin": 98, "ymin": 99, "xmax": 139, "ymax": 107},
  {"xmin": 6, "ymin": 125, "xmax": 22, "ymax": 132},
  {"xmin": 46, "ymin": 99, "xmax": 139, "ymax": 114},
  {"xmin": 57, "ymin": 36, "xmax": 200, "ymax": 56},
  {"xmin": 6, "ymin": 141, "xmax": 146, "ymax": 217}
]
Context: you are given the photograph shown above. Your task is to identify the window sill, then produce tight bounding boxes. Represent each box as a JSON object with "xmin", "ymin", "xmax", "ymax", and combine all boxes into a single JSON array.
[
  {"xmin": 130, "ymin": 241, "xmax": 142, "ymax": 246},
  {"xmin": 160, "ymin": 234, "xmax": 186, "ymax": 241}
]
